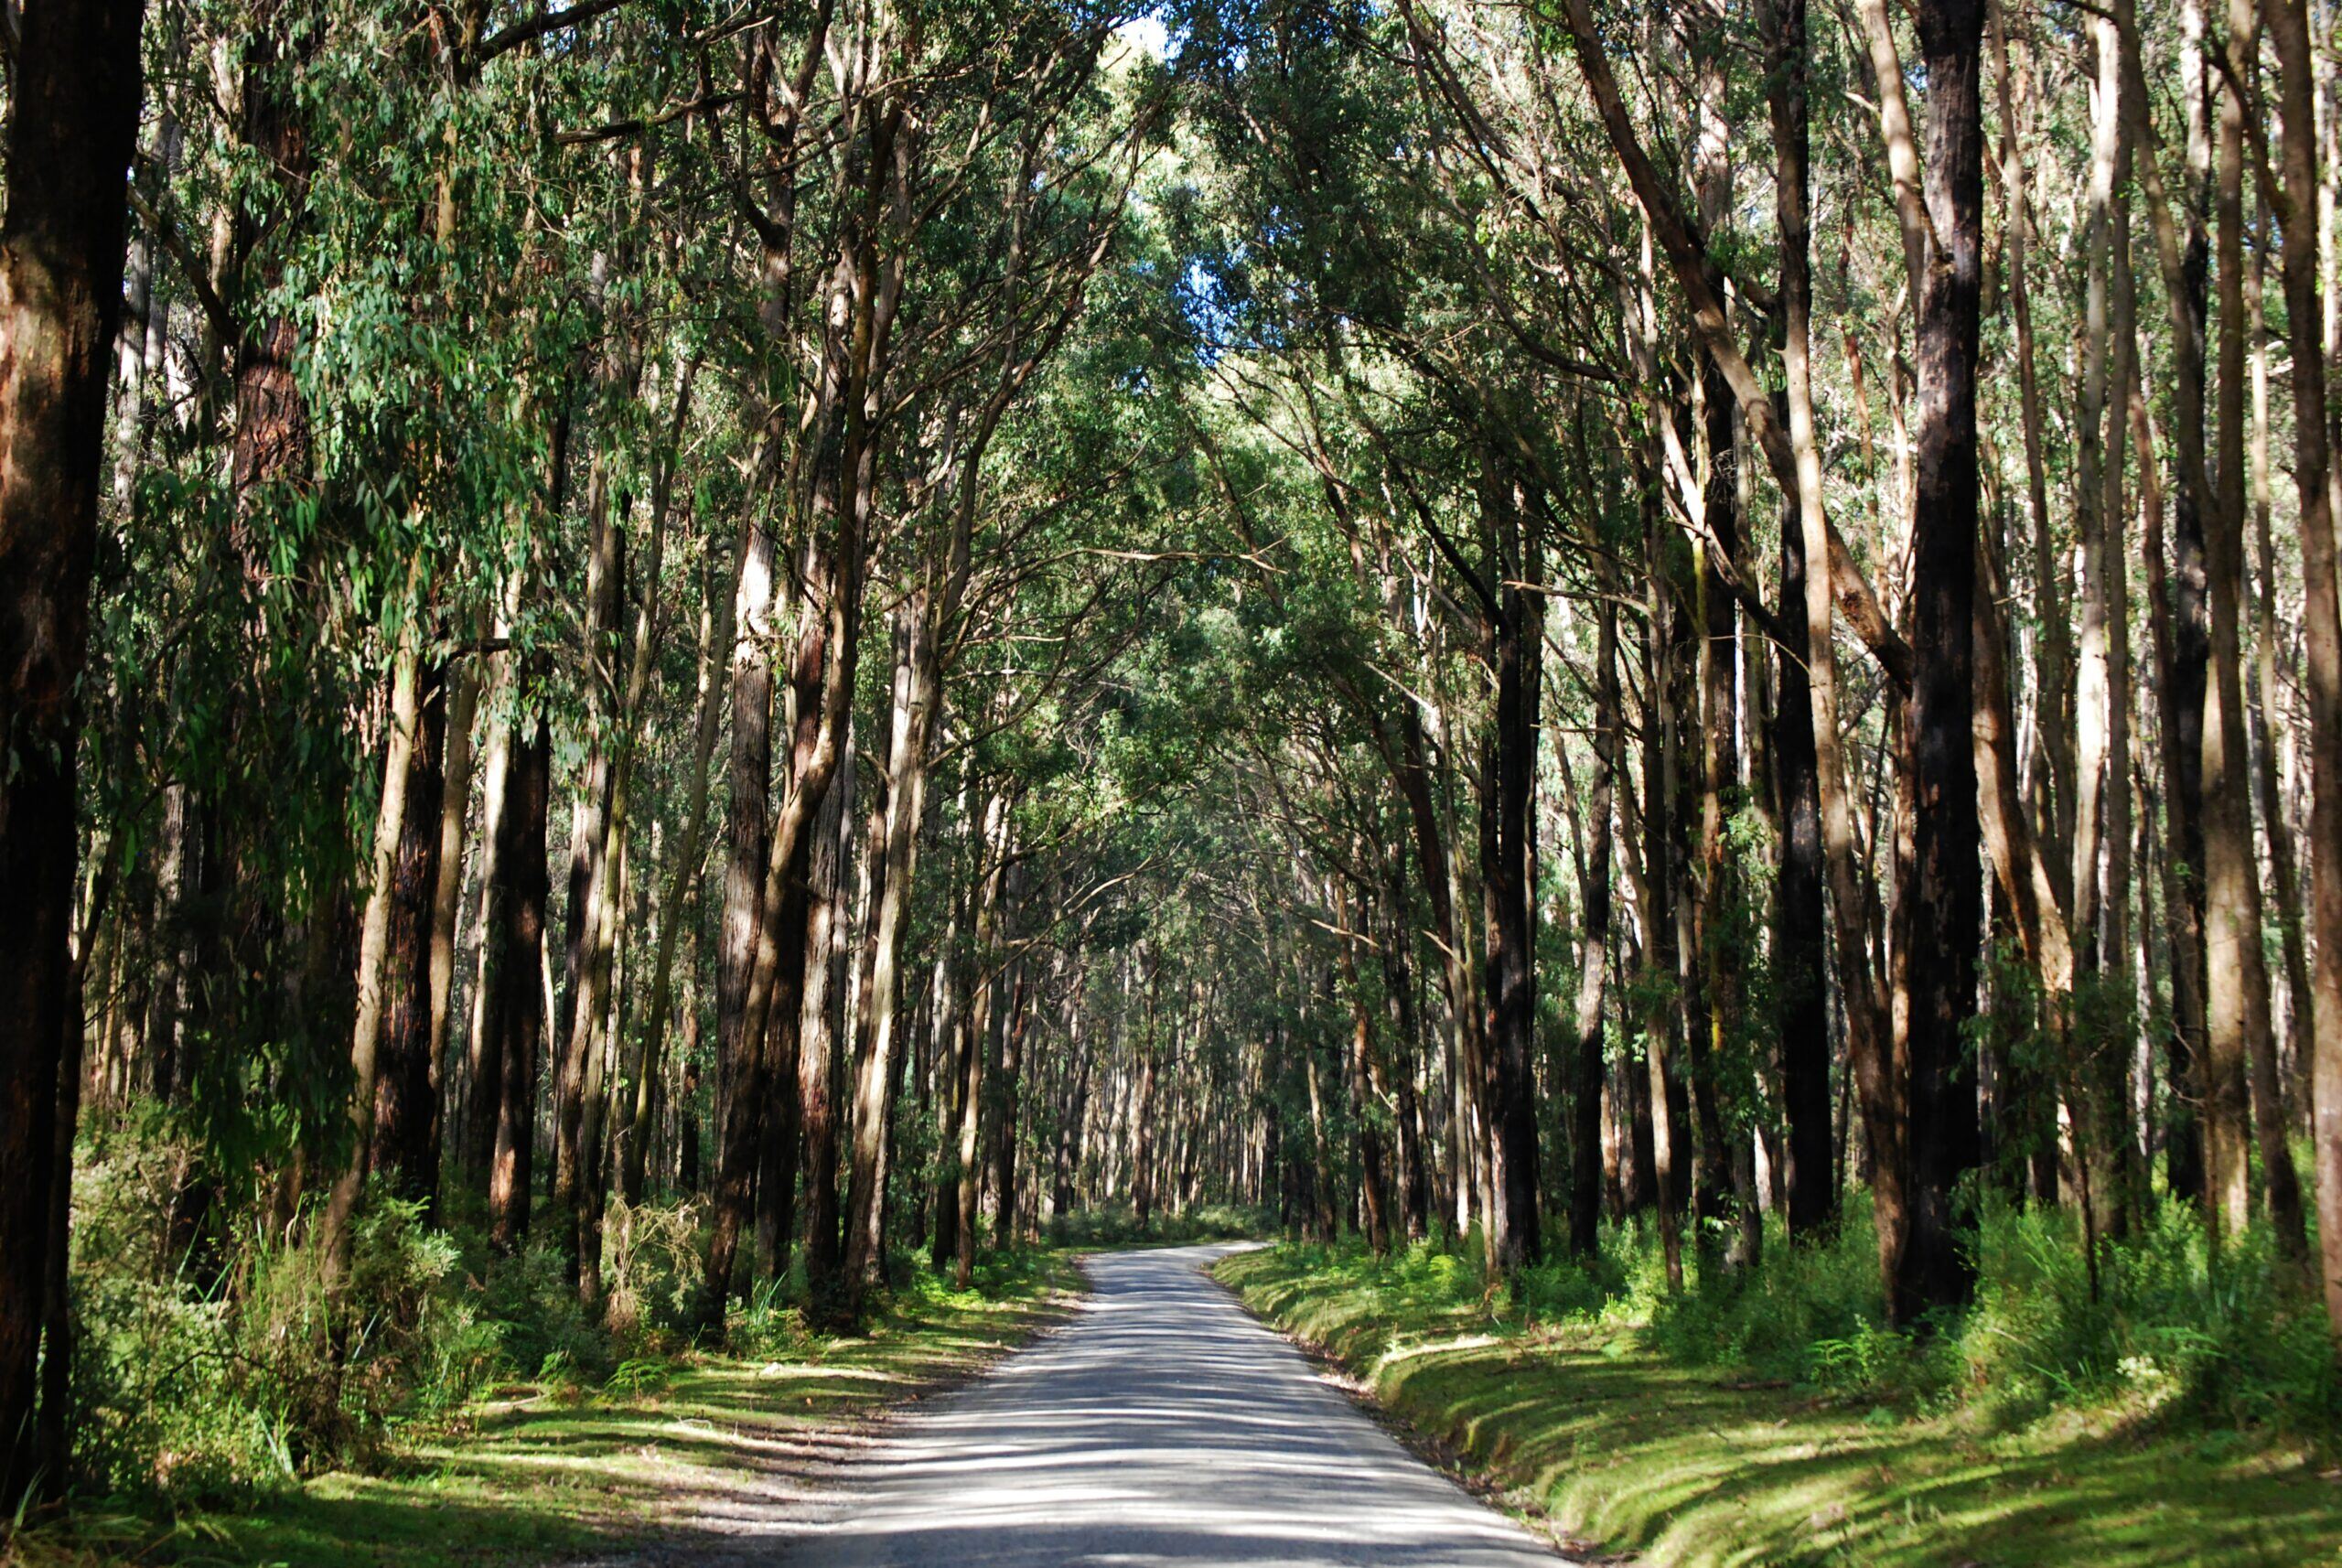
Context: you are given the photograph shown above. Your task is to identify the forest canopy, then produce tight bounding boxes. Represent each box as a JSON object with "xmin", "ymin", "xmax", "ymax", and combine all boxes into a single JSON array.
[{"xmin": 5, "ymin": 0, "xmax": 2342, "ymax": 1530}]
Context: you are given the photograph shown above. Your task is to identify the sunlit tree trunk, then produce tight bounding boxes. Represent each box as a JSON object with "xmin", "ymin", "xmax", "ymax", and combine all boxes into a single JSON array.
[{"xmin": 2260, "ymin": 0, "xmax": 2342, "ymax": 1332}]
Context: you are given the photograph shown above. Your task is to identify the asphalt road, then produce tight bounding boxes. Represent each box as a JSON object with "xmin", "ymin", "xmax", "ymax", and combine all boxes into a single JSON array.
[{"xmin": 784, "ymin": 1243, "xmax": 1567, "ymax": 1567}]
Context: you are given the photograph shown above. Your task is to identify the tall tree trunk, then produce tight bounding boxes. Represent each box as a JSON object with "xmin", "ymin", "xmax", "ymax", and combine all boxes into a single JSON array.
[
  {"xmin": 1569, "ymin": 578, "xmax": 1621, "ymax": 1256},
  {"xmin": 2117, "ymin": 0, "xmax": 2216, "ymax": 1206},
  {"xmin": 2260, "ymin": 0, "xmax": 2342, "ymax": 1331},
  {"xmin": 993, "ymin": 966, "xmax": 1033, "ymax": 1251},
  {"xmin": 424, "ymin": 657, "xmax": 478, "ymax": 1216},
  {"xmin": 324, "ymin": 623, "xmax": 425, "ymax": 1280},
  {"xmin": 843, "ymin": 593, "xmax": 939, "ymax": 1310},
  {"xmin": 1799, "ymin": 0, "xmax": 1903, "ymax": 1303},
  {"xmin": 1896, "ymin": 0, "xmax": 1988, "ymax": 1321},
  {"xmin": 464, "ymin": 619, "xmax": 518, "ymax": 1179},
  {"xmin": 1337, "ymin": 883, "xmax": 1392, "ymax": 1253},
  {"xmin": 621, "ymin": 532, "xmax": 737, "ymax": 1202},
  {"xmin": 1748, "ymin": 44, "xmax": 1836, "ymax": 1233},
  {"xmin": 0, "ymin": 0, "xmax": 143, "ymax": 1488},
  {"xmin": 1639, "ymin": 538, "xmax": 1686, "ymax": 1290},
  {"xmin": 487, "ymin": 711, "xmax": 550, "ymax": 1253},
  {"xmin": 2249, "ymin": 295, "xmax": 2314, "ymax": 1130},
  {"xmin": 373, "ymin": 661, "xmax": 447, "ymax": 1202},
  {"xmin": 705, "ymin": 585, "xmax": 828, "ymax": 1318},
  {"xmin": 714, "ymin": 522, "xmax": 776, "ymax": 1206},
  {"xmin": 1377, "ymin": 867, "xmax": 1433, "ymax": 1240},
  {"xmin": 794, "ymin": 727, "xmax": 855, "ymax": 1300},
  {"xmin": 553, "ymin": 499, "xmax": 625, "ymax": 1278},
  {"xmin": 2204, "ymin": 0, "xmax": 2296, "ymax": 1251}
]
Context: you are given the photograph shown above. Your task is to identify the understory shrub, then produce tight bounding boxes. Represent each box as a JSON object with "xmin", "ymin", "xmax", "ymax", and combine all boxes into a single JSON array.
[
  {"xmin": 1284, "ymin": 1191, "xmax": 2340, "ymax": 1437},
  {"xmin": 1961, "ymin": 1203, "xmax": 2339, "ymax": 1429},
  {"xmin": 71, "ymin": 1139, "xmax": 500, "ymax": 1502}
]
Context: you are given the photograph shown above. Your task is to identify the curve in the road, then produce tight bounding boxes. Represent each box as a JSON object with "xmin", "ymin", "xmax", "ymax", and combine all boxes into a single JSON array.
[{"xmin": 786, "ymin": 1242, "xmax": 1568, "ymax": 1567}]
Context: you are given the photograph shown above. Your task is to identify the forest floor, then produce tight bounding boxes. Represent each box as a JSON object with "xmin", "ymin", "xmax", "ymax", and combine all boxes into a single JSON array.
[
  {"xmin": 1217, "ymin": 1244, "xmax": 2342, "ymax": 1568},
  {"xmin": 29, "ymin": 1253, "xmax": 1082, "ymax": 1568}
]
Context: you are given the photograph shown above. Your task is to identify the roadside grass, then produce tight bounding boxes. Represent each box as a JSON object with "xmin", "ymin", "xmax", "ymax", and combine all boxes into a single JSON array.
[
  {"xmin": 1217, "ymin": 1239, "xmax": 2342, "ymax": 1568},
  {"xmin": 20, "ymin": 1250, "xmax": 1080, "ymax": 1568}
]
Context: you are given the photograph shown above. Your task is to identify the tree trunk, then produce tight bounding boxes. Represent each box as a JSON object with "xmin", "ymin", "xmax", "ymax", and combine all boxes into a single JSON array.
[
  {"xmin": 2201, "ymin": 0, "xmax": 2294, "ymax": 1254},
  {"xmin": 714, "ymin": 522, "xmax": 776, "ymax": 1206},
  {"xmin": 620, "ymin": 531, "xmax": 738, "ymax": 1202},
  {"xmin": 372, "ymin": 661, "xmax": 447, "ymax": 1203},
  {"xmin": 843, "ymin": 592, "xmax": 940, "ymax": 1311},
  {"xmin": 423, "ymin": 656, "xmax": 478, "ymax": 1215},
  {"xmin": 487, "ymin": 713, "xmax": 551, "ymax": 1252},
  {"xmin": 553, "ymin": 499, "xmax": 625, "ymax": 1279},
  {"xmin": 993, "ymin": 966, "xmax": 1032, "ymax": 1251},
  {"xmin": 1896, "ymin": 0, "xmax": 1987, "ymax": 1322},
  {"xmin": 794, "ymin": 726, "xmax": 855, "ymax": 1302},
  {"xmin": 705, "ymin": 586, "xmax": 828, "ymax": 1318},
  {"xmin": 1484, "ymin": 475, "xmax": 1543, "ymax": 1273},
  {"xmin": 2260, "ymin": 0, "xmax": 2342, "ymax": 1330},
  {"xmin": 324, "ymin": 623, "xmax": 425, "ymax": 1280},
  {"xmin": 1794, "ymin": 0, "xmax": 1901, "ymax": 1299},
  {"xmin": 1569, "ymin": 577, "xmax": 1620, "ymax": 1256},
  {"xmin": 1337, "ymin": 884, "xmax": 1392, "ymax": 1253}
]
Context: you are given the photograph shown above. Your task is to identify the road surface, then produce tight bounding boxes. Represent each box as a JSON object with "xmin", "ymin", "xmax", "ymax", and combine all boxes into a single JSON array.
[{"xmin": 786, "ymin": 1243, "xmax": 1566, "ymax": 1566}]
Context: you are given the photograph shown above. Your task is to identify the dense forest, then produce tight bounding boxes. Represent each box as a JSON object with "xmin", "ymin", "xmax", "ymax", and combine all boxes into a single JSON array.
[{"xmin": 8, "ymin": 0, "xmax": 2342, "ymax": 1531}]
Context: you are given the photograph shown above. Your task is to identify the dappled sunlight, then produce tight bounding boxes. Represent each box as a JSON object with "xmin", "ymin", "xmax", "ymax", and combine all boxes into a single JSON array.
[
  {"xmin": 107, "ymin": 1260, "xmax": 1080, "ymax": 1567},
  {"xmin": 1226, "ymin": 1246, "xmax": 2342, "ymax": 1568},
  {"xmin": 789, "ymin": 1245, "xmax": 1566, "ymax": 1566}
]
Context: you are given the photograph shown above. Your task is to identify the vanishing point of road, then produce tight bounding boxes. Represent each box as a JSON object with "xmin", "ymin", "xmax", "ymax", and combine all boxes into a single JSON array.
[{"xmin": 786, "ymin": 1243, "xmax": 1568, "ymax": 1567}]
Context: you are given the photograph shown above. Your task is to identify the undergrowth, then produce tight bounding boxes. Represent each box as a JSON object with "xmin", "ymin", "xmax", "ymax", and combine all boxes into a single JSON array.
[
  {"xmin": 1272, "ymin": 1195, "xmax": 2340, "ymax": 1436},
  {"xmin": 51, "ymin": 1122, "xmax": 1073, "ymax": 1520},
  {"xmin": 1045, "ymin": 1200, "xmax": 1269, "ymax": 1247}
]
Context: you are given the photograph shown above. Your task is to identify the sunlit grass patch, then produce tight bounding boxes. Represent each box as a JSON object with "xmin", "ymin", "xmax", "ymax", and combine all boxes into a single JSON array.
[
  {"xmin": 1218, "ymin": 1235, "xmax": 2342, "ymax": 1568},
  {"xmin": 29, "ymin": 1249, "xmax": 1080, "ymax": 1568}
]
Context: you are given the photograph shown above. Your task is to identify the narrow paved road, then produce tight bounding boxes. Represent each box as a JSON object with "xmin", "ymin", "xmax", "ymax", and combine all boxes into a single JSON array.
[{"xmin": 786, "ymin": 1244, "xmax": 1567, "ymax": 1566}]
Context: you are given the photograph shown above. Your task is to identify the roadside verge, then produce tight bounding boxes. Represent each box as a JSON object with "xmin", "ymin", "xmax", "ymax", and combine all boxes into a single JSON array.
[{"xmin": 1215, "ymin": 1243, "xmax": 2342, "ymax": 1568}]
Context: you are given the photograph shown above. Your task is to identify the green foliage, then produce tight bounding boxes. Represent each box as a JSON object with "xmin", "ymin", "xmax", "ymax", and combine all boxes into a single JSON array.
[
  {"xmin": 1231, "ymin": 1197, "xmax": 2342, "ymax": 1440},
  {"xmin": 474, "ymin": 1243, "xmax": 613, "ymax": 1390},
  {"xmin": 725, "ymin": 1278, "xmax": 812, "ymax": 1362},
  {"xmin": 71, "ymin": 1143, "xmax": 500, "ymax": 1503},
  {"xmin": 1045, "ymin": 1202, "xmax": 1271, "ymax": 1246},
  {"xmin": 1220, "ymin": 1234, "xmax": 2342, "ymax": 1568},
  {"xmin": 1963, "ymin": 1205, "xmax": 2341, "ymax": 1430},
  {"xmin": 597, "ymin": 1198, "xmax": 705, "ymax": 1347}
]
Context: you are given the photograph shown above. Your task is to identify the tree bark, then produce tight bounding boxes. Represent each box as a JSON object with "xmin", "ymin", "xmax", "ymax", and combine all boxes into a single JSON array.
[
  {"xmin": 2203, "ymin": 0, "xmax": 2294, "ymax": 1249},
  {"xmin": 1569, "ymin": 576, "xmax": 1621, "ymax": 1256},
  {"xmin": 0, "ymin": 0, "xmax": 143, "ymax": 1488},
  {"xmin": 2260, "ymin": 0, "xmax": 2342, "ymax": 1330},
  {"xmin": 620, "ymin": 532, "xmax": 737, "ymax": 1202},
  {"xmin": 324, "ymin": 622, "xmax": 425, "ymax": 1281},
  {"xmin": 423, "ymin": 655, "xmax": 478, "ymax": 1215},
  {"xmin": 373, "ymin": 661, "xmax": 447, "ymax": 1203},
  {"xmin": 487, "ymin": 711, "xmax": 551, "ymax": 1253},
  {"xmin": 843, "ymin": 593, "xmax": 940, "ymax": 1309},
  {"xmin": 1896, "ymin": 0, "xmax": 1988, "ymax": 1321}
]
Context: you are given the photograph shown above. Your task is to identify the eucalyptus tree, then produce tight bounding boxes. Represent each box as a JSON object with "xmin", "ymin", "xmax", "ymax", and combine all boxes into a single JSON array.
[{"xmin": 0, "ymin": 0, "xmax": 147, "ymax": 1500}]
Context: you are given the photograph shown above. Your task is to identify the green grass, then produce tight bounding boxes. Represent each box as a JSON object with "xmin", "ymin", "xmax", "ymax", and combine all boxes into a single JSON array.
[
  {"xmin": 27, "ymin": 1251, "xmax": 1081, "ymax": 1568},
  {"xmin": 1216, "ymin": 1240, "xmax": 2342, "ymax": 1568}
]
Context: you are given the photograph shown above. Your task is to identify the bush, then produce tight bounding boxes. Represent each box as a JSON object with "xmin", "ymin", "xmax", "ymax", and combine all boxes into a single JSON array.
[
  {"xmin": 70, "ymin": 1146, "xmax": 500, "ymax": 1502},
  {"xmin": 599, "ymin": 1197, "xmax": 704, "ymax": 1347},
  {"xmin": 1960, "ymin": 1203, "xmax": 2340, "ymax": 1429},
  {"xmin": 1474, "ymin": 1195, "xmax": 2339, "ymax": 1433},
  {"xmin": 475, "ymin": 1240, "xmax": 612, "ymax": 1386},
  {"xmin": 1637, "ymin": 1202, "xmax": 1927, "ymax": 1394},
  {"xmin": 727, "ymin": 1275, "xmax": 810, "ymax": 1360},
  {"xmin": 1255, "ymin": 1189, "xmax": 2339, "ymax": 1440}
]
